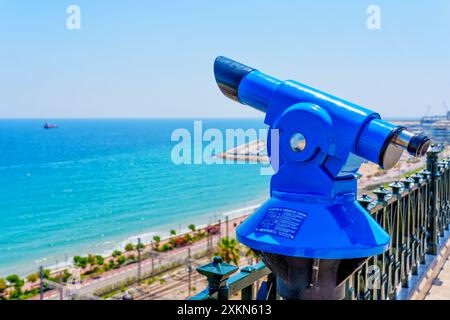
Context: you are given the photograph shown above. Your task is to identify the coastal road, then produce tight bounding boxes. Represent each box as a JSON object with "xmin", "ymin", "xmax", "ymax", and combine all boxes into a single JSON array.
[
  {"xmin": 41, "ymin": 214, "xmax": 249, "ymax": 300},
  {"xmin": 35, "ymin": 146, "xmax": 450, "ymax": 300}
]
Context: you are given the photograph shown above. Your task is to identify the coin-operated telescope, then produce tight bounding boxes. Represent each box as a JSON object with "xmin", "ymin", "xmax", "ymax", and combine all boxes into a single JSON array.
[{"xmin": 214, "ymin": 56, "xmax": 431, "ymax": 299}]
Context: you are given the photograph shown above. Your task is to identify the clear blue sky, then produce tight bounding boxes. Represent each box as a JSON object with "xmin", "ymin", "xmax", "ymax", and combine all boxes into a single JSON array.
[{"xmin": 0, "ymin": 0, "xmax": 449, "ymax": 118}]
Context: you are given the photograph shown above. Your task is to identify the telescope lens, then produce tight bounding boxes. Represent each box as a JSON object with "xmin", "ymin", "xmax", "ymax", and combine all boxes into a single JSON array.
[
  {"xmin": 379, "ymin": 128, "xmax": 430, "ymax": 169},
  {"xmin": 290, "ymin": 133, "xmax": 307, "ymax": 152},
  {"xmin": 391, "ymin": 129, "xmax": 431, "ymax": 157},
  {"xmin": 214, "ymin": 56, "xmax": 255, "ymax": 102},
  {"xmin": 408, "ymin": 133, "xmax": 431, "ymax": 157}
]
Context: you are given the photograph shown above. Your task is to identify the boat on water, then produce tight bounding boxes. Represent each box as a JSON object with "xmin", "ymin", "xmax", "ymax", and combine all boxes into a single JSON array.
[{"xmin": 43, "ymin": 122, "xmax": 59, "ymax": 129}]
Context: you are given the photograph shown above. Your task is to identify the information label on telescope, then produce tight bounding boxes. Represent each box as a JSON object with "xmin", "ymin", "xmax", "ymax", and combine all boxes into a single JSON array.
[{"xmin": 256, "ymin": 207, "xmax": 307, "ymax": 240}]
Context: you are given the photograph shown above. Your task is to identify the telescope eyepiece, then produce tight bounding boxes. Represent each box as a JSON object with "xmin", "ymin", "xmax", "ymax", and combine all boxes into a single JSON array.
[
  {"xmin": 391, "ymin": 129, "xmax": 431, "ymax": 158},
  {"xmin": 213, "ymin": 56, "xmax": 432, "ymax": 165},
  {"xmin": 214, "ymin": 56, "xmax": 255, "ymax": 102},
  {"xmin": 407, "ymin": 133, "xmax": 431, "ymax": 157}
]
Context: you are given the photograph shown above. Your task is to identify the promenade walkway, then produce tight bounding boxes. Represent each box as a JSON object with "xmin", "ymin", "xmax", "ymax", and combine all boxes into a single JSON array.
[
  {"xmin": 36, "ymin": 214, "xmax": 249, "ymax": 299},
  {"xmin": 426, "ymin": 255, "xmax": 450, "ymax": 300}
]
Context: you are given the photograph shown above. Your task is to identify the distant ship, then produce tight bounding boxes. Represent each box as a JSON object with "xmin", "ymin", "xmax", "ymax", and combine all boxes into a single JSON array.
[{"xmin": 43, "ymin": 122, "xmax": 59, "ymax": 129}]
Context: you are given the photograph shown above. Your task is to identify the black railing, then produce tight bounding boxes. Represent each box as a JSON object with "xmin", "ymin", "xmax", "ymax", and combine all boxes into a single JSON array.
[{"xmin": 190, "ymin": 147, "xmax": 450, "ymax": 300}]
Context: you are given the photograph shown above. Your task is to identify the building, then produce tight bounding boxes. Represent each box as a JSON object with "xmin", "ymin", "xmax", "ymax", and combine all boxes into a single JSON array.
[{"xmin": 431, "ymin": 120, "xmax": 450, "ymax": 143}]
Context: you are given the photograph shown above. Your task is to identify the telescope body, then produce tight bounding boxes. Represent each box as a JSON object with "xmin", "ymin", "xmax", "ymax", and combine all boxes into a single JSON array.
[{"xmin": 214, "ymin": 56, "xmax": 430, "ymax": 298}]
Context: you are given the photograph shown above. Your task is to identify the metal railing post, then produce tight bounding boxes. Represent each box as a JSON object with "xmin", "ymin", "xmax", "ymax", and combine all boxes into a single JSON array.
[
  {"xmin": 190, "ymin": 147, "xmax": 450, "ymax": 301},
  {"xmin": 39, "ymin": 266, "xmax": 44, "ymax": 300},
  {"xmin": 373, "ymin": 187, "xmax": 393, "ymax": 299},
  {"xmin": 137, "ymin": 237, "xmax": 141, "ymax": 284},
  {"xmin": 426, "ymin": 147, "xmax": 440, "ymax": 255},
  {"xmin": 196, "ymin": 256, "xmax": 238, "ymax": 300},
  {"xmin": 240, "ymin": 266, "xmax": 255, "ymax": 300}
]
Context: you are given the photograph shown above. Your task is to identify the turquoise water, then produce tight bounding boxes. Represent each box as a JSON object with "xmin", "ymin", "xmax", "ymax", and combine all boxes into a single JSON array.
[{"xmin": 0, "ymin": 119, "xmax": 270, "ymax": 277}]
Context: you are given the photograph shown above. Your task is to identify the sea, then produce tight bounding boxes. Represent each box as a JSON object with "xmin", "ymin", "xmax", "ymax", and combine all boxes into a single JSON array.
[{"xmin": 0, "ymin": 119, "xmax": 270, "ymax": 277}]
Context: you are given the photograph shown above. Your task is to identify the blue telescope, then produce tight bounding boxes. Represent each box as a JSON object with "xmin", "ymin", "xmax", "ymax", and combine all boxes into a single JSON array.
[{"xmin": 214, "ymin": 56, "xmax": 430, "ymax": 299}]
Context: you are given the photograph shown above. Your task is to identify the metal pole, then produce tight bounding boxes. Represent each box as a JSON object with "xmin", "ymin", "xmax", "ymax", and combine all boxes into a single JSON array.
[
  {"xmin": 431, "ymin": 151, "xmax": 440, "ymax": 248},
  {"xmin": 151, "ymin": 254, "xmax": 155, "ymax": 279},
  {"xmin": 188, "ymin": 248, "xmax": 192, "ymax": 295},
  {"xmin": 39, "ymin": 266, "xmax": 44, "ymax": 300},
  {"xmin": 226, "ymin": 215, "xmax": 229, "ymax": 239},
  {"xmin": 427, "ymin": 148, "xmax": 439, "ymax": 255},
  {"xmin": 59, "ymin": 276, "xmax": 63, "ymax": 300},
  {"xmin": 208, "ymin": 232, "xmax": 212, "ymax": 256},
  {"xmin": 137, "ymin": 237, "xmax": 142, "ymax": 283}
]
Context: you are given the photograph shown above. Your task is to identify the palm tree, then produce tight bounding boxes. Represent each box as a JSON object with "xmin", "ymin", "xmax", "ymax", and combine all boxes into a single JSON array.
[
  {"xmin": 87, "ymin": 254, "xmax": 96, "ymax": 266},
  {"xmin": 152, "ymin": 235, "xmax": 161, "ymax": 251},
  {"xmin": 6, "ymin": 274, "xmax": 24, "ymax": 298},
  {"xmin": 170, "ymin": 229, "xmax": 176, "ymax": 236},
  {"xmin": 244, "ymin": 246, "xmax": 259, "ymax": 265},
  {"xmin": 188, "ymin": 224, "xmax": 196, "ymax": 233},
  {"xmin": 0, "ymin": 278, "xmax": 7, "ymax": 299},
  {"xmin": 216, "ymin": 237, "xmax": 241, "ymax": 265},
  {"xmin": 26, "ymin": 273, "xmax": 39, "ymax": 283}
]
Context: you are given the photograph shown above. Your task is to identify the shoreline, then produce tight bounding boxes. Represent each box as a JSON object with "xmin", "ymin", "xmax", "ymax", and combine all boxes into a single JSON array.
[
  {"xmin": 4, "ymin": 143, "xmax": 445, "ymax": 278},
  {"xmin": 0, "ymin": 200, "xmax": 264, "ymax": 278}
]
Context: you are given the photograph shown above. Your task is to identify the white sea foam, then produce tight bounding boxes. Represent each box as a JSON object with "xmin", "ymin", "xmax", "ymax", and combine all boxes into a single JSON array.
[{"xmin": 29, "ymin": 202, "xmax": 264, "ymax": 277}]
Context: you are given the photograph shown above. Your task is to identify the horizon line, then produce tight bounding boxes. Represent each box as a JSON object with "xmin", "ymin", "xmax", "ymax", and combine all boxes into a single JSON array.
[{"xmin": 0, "ymin": 116, "xmax": 422, "ymax": 120}]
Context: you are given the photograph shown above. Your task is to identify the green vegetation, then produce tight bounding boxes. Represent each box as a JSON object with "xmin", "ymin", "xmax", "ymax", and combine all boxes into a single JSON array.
[
  {"xmin": 216, "ymin": 237, "xmax": 241, "ymax": 265},
  {"xmin": 154, "ymin": 223, "xmax": 211, "ymax": 253},
  {"xmin": 0, "ymin": 273, "xmax": 47, "ymax": 300},
  {"xmin": 43, "ymin": 269, "xmax": 51, "ymax": 279},
  {"xmin": 18, "ymin": 288, "xmax": 41, "ymax": 300},
  {"xmin": 6, "ymin": 274, "xmax": 24, "ymax": 299},
  {"xmin": 244, "ymin": 246, "xmax": 258, "ymax": 260},
  {"xmin": 73, "ymin": 255, "xmax": 88, "ymax": 268},
  {"xmin": 136, "ymin": 242, "xmax": 145, "ymax": 250},
  {"xmin": 117, "ymin": 255, "xmax": 126, "ymax": 265},
  {"xmin": 23, "ymin": 268, "xmax": 69, "ymax": 290},
  {"xmin": 6, "ymin": 274, "xmax": 23, "ymax": 287},
  {"xmin": 61, "ymin": 269, "xmax": 72, "ymax": 283},
  {"xmin": 96, "ymin": 255, "xmax": 105, "ymax": 265},
  {"xmin": 9, "ymin": 219, "xmax": 253, "ymax": 300},
  {"xmin": 72, "ymin": 254, "xmax": 107, "ymax": 278},
  {"xmin": 26, "ymin": 273, "xmax": 39, "ymax": 283},
  {"xmin": 9, "ymin": 221, "xmax": 222, "ymax": 300},
  {"xmin": 0, "ymin": 278, "xmax": 7, "ymax": 298},
  {"xmin": 161, "ymin": 243, "xmax": 171, "ymax": 252},
  {"xmin": 102, "ymin": 289, "xmax": 121, "ymax": 300},
  {"xmin": 153, "ymin": 235, "xmax": 161, "ymax": 250},
  {"xmin": 184, "ymin": 233, "xmax": 193, "ymax": 242},
  {"xmin": 112, "ymin": 250, "xmax": 122, "ymax": 257},
  {"xmin": 87, "ymin": 254, "xmax": 97, "ymax": 266}
]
